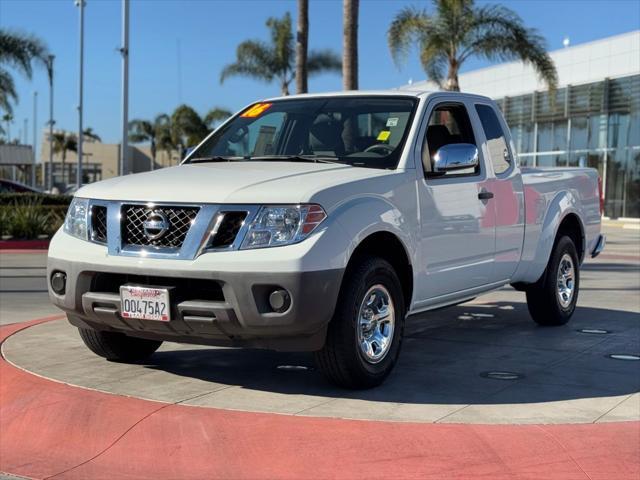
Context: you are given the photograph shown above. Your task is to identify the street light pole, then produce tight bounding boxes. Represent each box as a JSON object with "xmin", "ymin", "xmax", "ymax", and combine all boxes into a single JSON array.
[
  {"xmin": 32, "ymin": 91, "xmax": 37, "ymax": 187},
  {"xmin": 120, "ymin": 0, "xmax": 130, "ymax": 176},
  {"xmin": 46, "ymin": 55, "xmax": 55, "ymax": 191},
  {"xmin": 76, "ymin": 0, "xmax": 86, "ymax": 189}
]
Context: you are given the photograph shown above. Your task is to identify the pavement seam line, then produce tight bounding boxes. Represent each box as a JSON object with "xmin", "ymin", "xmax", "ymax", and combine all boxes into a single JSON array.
[
  {"xmin": 533, "ymin": 425, "xmax": 594, "ymax": 480},
  {"xmin": 591, "ymin": 393, "xmax": 635, "ymax": 424},
  {"xmin": 43, "ymin": 390, "xmax": 218, "ymax": 480}
]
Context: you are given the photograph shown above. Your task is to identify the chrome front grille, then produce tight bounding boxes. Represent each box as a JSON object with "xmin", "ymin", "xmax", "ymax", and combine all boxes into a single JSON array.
[
  {"xmin": 86, "ymin": 201, "xmax": 259, "ymax": 260},
  {"xmin": 90, "ymin": 205, "xmax": 108, "ymax": 244},
  {"xmin": 122, "ymin": 205, "xmax": 200, "ymax": 248},
  {"xmin": 209, "ymin": 212, "xmax": 248, "ymax": 248}
]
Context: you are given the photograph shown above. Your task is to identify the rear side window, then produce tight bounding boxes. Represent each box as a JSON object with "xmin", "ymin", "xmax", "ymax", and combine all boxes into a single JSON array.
[{"xmin": 475, "ymin": 104, "xmax": 511, "ymax": 175}]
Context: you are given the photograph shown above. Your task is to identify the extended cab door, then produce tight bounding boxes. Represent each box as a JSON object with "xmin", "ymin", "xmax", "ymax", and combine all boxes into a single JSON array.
[
  {"xmin": 414, "ymin": 97, "xmax": 496, "ymax": 304},
  {"xmin": 473, "ymin": 102, "xmax": 525, "ymax": 283}
]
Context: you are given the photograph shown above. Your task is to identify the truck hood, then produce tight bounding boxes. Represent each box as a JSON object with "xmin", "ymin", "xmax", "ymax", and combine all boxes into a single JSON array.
[{"xmin": 77, "ymin": 161, "xmax": 387, "ymax": 206}]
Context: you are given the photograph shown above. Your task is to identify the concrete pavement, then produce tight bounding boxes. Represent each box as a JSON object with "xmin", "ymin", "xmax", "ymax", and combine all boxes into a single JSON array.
[
  {"xmin": 0, "ymin": 252, "xmax": 58, "ymax": 325},
  {"xmin": 0, "ymin": 223, "xmax": 638, "ymax": 479},
  {"xmin": 1, "ymin": 223, "xmax": 638, "ymax": 424}
]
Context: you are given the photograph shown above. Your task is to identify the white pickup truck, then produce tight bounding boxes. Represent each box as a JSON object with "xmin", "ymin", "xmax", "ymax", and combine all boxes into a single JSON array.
[{"xmin": 48, "ymin": 91, "xmax": 605, "ymax": 388}]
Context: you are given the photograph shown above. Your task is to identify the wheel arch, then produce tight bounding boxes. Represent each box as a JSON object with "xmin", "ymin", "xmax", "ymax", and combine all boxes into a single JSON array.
[
  {"xmin": 344, "ymin": 231, "xmax": 414, "ymax": 310},
  {"xmin": 515, "ymin": 189, "xmax": 587, "ymax": 285}
]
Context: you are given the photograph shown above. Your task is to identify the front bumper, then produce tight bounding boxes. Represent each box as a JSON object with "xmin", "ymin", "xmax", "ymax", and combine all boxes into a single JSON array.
[{"xmin": 48, "ymin": 231, "xmax": 344, "ymax": 351}]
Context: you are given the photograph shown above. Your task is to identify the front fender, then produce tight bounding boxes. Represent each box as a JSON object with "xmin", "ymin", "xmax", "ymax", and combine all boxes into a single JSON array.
[{"xmin": 332, "ymin": 195, "xmax": 417, "ymax": 265}]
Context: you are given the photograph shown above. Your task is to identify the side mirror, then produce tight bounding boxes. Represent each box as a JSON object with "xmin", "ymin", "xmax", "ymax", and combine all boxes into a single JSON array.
[{"xmin": 432, "ymin": 143, "xmax": 479, "ymax": 174}]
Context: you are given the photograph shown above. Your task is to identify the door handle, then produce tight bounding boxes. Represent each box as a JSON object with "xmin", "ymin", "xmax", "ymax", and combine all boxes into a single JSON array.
[{"xmin": 478, "ymin": 191, "xmax": 494, "ymax": 200}]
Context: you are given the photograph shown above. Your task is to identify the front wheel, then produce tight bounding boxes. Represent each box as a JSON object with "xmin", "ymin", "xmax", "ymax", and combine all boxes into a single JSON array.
[
  {"xmin": 525, "ymin": 235, "xmax": 580, "ymax": 326},
  {"xmin": 78, "ymin": 328, "xmax": 162, "ymax": 362},
  {"xmin": 314, "ymin": 257, "xmax": 405, "ymax": 389}
]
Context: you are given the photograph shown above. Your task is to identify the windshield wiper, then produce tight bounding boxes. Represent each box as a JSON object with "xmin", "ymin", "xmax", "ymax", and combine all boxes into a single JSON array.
[
  {"xmin": 188, "ymin": 155, "xmax": 249, "ymax": 163},
  {"xmin": 249, "ymin": 155, "xmax": 344, "ymax": 165}
]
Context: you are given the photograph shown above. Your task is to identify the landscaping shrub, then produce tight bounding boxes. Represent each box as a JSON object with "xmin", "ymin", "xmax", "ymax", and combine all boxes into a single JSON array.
[{"xmin": 0, "ymin": 194, "xmax": 69, "ymax": 240}]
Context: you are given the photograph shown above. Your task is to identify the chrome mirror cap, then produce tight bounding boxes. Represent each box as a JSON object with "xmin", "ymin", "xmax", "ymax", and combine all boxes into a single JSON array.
[{"xmin": 433, "ymin": 143, "xmax": 479, "ymax": 173}]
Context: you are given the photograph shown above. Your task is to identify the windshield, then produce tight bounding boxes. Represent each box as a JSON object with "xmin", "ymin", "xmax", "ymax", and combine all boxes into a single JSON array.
[{"xmin": 186, "ymin": 96, "xmax": 418, "ymax": 169}]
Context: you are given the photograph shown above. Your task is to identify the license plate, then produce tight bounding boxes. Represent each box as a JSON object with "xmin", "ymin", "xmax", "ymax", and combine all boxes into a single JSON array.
[{"xmin": 120, "ymin": 285, "xmax": 171, "ymax": 321}]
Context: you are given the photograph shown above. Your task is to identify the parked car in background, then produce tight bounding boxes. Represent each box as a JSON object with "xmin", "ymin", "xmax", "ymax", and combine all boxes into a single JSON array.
[
  {"xmin": 48, "ymin": 91, "xmax": 605, "ymax": 388},
  {"xmin": 0, "ymin": 179, "xmax": 43, "ymax": 194}
]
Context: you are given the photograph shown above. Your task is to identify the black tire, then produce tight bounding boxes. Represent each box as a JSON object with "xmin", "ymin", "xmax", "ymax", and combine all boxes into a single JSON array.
[
  {"xmin": 78, "ymin": 328, "xmax": 162, "ymax": 362},
  {"xmin": 525, "ymin": 235, "xmax": 580, "ymax": 326},
  {"xmin": 314, "ymin": 256, "xmax": 406, "ymax": 389}
]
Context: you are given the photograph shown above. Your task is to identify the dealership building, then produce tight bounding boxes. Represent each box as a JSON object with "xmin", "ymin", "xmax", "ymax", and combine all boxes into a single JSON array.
[{"xmin": 405, "ymin": 30, "xmax": 640, "ymax": 219}]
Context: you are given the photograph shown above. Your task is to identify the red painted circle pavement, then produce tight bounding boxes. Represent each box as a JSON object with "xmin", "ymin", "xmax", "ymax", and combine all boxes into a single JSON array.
[{"xmin": 1, "ymin": 317, "xmax": 638, "ymax": 480}]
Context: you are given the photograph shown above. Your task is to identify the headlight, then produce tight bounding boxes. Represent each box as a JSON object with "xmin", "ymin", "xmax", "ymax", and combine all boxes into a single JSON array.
[
  {"xmin": 240, "ymin": 204, "xmax": 327, "ymax": 249},
  {"xmin": 64, "ymin": 197, "xmax": 89, "ymax": 240}
]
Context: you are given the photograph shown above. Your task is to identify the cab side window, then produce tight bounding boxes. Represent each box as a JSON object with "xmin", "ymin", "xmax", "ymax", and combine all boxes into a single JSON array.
[
  {"xmin": 423, "ymin": 103, "xmax": 478, "ymax": 176},
  {"xmin": 475, "ymin": 104, "xmax": 511, "ymax": 175}
]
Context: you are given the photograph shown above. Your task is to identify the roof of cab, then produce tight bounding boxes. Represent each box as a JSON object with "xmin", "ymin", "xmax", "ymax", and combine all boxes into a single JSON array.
[{"xmin": 262, "ymin": 89, "xmax": 493, "ymax": 103}]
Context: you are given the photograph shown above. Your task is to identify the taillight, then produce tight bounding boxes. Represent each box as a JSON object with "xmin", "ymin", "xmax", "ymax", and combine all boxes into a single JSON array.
[{"xmin": 597, "ymin": 176, "xmax": 604, "ymax": 216}]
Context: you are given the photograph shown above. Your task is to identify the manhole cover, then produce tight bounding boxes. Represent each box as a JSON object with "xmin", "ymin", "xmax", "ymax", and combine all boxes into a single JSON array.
[
  {"xmin": 276, "ymin": 365, "xmax": 311, "ymax": 371},
  {"xmin": 607, "ymin": 354, "xmax": 640, "ymax": 361},
  {"xmin": 578, "ymin": 328, "xmax": 611, "ymax": 334},
  {"xmin": 480, "ymin": 371, "xmax": 523, "ymax": 380}
]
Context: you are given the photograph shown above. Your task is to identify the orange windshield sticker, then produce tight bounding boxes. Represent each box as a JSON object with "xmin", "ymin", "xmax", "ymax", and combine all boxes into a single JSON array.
[{"xmin": 241, "ymin": 103, "xmax": 273, "ymax": 118}]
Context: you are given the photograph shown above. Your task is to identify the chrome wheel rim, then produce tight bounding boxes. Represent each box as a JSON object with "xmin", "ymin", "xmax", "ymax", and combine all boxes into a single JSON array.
[
  {"xmin": 357, "ymin": 284, "xmax": 395, "ymax": 364},
  {"xmin": 556, "ymin": 253, "xmax": 575, "ymax": 308}
]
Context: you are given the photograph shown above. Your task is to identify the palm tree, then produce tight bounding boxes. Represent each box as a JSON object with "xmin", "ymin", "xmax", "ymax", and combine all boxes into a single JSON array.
[
  {"xmin": 83, "ymin": 127, "xmax": 101, "ymax": 142},
  {"xmin": 220, "ymin": 12, "xmax": 341, "ymax": 96},
  {"xmin": 0, "ymin": 29, "xmax": 49, "ymax": 113},
  {"xmin": 295, "ymin": 0, "xmax": 309, "ymax": 94},
  {"xmin": 343, "ymin": 0, "xmax": 359, "ymax": 90},
  {"xmin": 51, "ymin": 132, "xmax": 77, "ymax": 186},
  {"xmin": 388, "ymin": 0, "xmax": 557, "ymax": 92},
  {"xmin": 2, "ymin": 113, "xmax": 12, "ymax": 140},
  {"xmin": 171, "ymin": 105, "xmax": 232, "ymax": 152},
  {"xmin": 129, "ymin": 114, "xmax": 171, "ymax": 170}
]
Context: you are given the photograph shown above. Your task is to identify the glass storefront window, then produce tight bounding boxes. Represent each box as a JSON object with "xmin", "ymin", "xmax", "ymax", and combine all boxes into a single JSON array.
[
  {"xmin": 553, "ymin": 121, "xmax": 568, "ymax": 151},
  {"xmin": 608, "ymin": 113, "xmax": 630, "ymax": 149},
  {"xmin": 589, "ymin": 114, "xmax": 607, "ymax": 150},
  {"xmin": 570, "ymin": 117, "xmax": 588, "ymax": 150},
  {"xmin": 498, "ymin": 74, "xmax": 639, "ymax": 217},
  {"xmin": 626, "ymin": 149, "xmax": 640, "ymax": 218},
  {"xmin": 606, "ymin": 149, "xmax": 628, "ymax": 218},
  {"xmin": 537, "ymin": 122, "xmax": 552, "ymax": 152}
]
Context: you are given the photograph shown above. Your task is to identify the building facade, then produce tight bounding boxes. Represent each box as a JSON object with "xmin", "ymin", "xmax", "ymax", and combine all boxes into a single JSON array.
[
  {"xmin": 406, "ymin": 31, "xmax": 640, "ymax": 219},
  {"xmin": 39, "ymin": 135, "xmax": 180, "ymax": 191}
]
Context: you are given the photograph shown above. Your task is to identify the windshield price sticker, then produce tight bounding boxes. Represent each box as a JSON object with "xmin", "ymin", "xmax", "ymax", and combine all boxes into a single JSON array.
[
  {"xmin": 386, "ymin": 117, "xmax": 399, "ymax": 127},
  {"xmin": 241, "ymin": 103, "xmax": 273, "ymax": 118}
]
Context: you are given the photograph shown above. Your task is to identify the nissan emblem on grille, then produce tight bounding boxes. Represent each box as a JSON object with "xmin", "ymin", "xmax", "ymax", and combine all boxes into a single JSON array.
[{"xmin": 143, "ymin": 210, "xmax": 170, "ymax": 240}]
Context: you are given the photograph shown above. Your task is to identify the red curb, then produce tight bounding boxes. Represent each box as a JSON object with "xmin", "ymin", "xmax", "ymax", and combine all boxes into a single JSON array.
[
  {"xmin": 0, "ymin": 240, "xmax": 50, "ymax": 250},
  {"xmin": 1, "ymin": 317, "xmax": 639, "ymax": 480},
  {"xmin": 0, "ymin": 249, "xmax": 49, "ymax": 255}
]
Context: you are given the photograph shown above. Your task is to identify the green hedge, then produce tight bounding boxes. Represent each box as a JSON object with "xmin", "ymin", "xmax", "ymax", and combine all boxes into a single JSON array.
[
  {"xmin": 0, "ymin": 195, "xmax": 69, "ymax": 239},
  {"xmin": 0, "ymin": 193, "xmax": 72, "ymax": 206}
]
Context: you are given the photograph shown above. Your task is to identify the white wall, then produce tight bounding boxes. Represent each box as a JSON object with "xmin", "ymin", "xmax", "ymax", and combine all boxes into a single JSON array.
[{"xmin": 404, "ymin": 30, "xmax": 640, "ymax": 98}]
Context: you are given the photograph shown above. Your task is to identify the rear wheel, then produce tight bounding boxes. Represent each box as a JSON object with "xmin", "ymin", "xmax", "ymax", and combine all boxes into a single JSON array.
[
  {"xmin": 78, "ymin": 328, "xmax": 162, "ymax": 362},
  {"xmin": 525, "ymin": 235, "xmax": 580, "ymax": 326},
  {"xmin": 315, "ymin": 257, "xmax": 405, "ymax": 389}
]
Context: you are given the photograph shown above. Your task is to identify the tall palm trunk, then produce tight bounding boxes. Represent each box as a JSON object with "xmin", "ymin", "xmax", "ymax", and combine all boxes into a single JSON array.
[
  {"xmin": 342, "ymin": 0, "xmax": 359, "ymax": 90},
  {"xmin": 446, "ymin": 59, "xmax": 460, "ymax": 91},
  {"xmin": 150, "ymin": 140, "xmax": 156, "ymax": 171},
  {"xmin": 61, "ymin": 149, "xmax": 66, "ymax": 186},
  {"xmin": 295, "ymin": 0, "xmax": 309, "ymax": 94},
  {"xmin": 281, "ymin": 80, "xmax": 289, "ymax": 96}
]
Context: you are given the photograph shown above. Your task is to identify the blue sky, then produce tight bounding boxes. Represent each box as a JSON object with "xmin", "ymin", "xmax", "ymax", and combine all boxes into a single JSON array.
[{"xmin": 2, "ymin": 0, "xmax": 640, "ymax": 152}]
